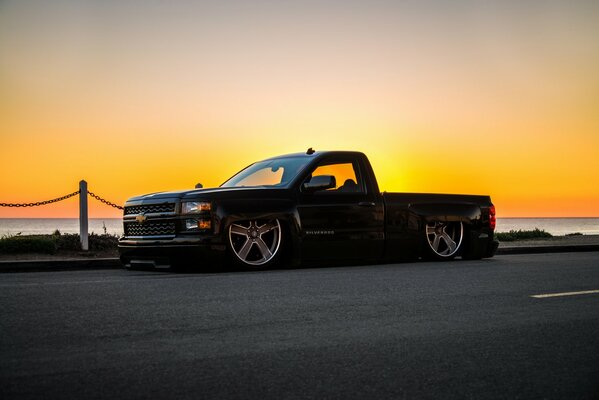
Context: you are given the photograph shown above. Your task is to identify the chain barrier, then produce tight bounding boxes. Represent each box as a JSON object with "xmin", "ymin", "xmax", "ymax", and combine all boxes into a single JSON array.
[
  {"xmin": 87, "ymin": 191, "xmax": 124, "ymax": 210},
  {"xmin": 0, "ymin": 190, "xmax": 80, "ymax": 208},
  {"xmin": 0, "ymin": 189, "xmax": 124, "ymax": 210}
]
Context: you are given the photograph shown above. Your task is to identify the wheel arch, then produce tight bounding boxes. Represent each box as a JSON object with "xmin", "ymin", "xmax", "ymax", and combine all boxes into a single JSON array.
[
  {"xmin": 217, "ymin": 201, "xmax": 302, "ymax": 266},
  {"xmin": 410, "ymin": 203, "xmax": 482, "ymax": 260}
]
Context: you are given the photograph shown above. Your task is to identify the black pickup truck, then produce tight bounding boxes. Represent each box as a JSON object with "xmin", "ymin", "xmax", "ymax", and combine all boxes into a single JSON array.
[{"xmin": 119, "ymin": 150, "xmax": 498, "ymax": 269}]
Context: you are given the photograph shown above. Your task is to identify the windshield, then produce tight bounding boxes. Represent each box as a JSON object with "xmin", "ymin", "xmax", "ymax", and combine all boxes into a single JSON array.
[{"xmin": 221, "ymin": 157, "xmax": 311, "ymax": 188}]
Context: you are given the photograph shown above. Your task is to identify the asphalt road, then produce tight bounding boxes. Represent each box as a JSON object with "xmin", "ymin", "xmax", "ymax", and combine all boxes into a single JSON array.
[{"xmin": 1, "ymin": 253, "xmax": 599, "ymax": 400}]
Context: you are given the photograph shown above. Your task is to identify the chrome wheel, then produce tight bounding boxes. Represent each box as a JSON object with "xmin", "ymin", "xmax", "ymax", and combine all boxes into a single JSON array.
[
  {"xmin": 228, "ymin": 219, "xmax": 282, "ymax": 266},
  {"xmin": 425, "ymin": 221, "xmax": 464, "ymax": 259}
]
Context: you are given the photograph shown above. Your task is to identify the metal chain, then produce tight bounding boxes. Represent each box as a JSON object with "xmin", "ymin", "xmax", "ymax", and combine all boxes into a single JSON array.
[
  {"xmin": 0, "ymin": 190, "xmax": 81, "ymax": 207},
  {"xmin": 1, "ymin": 189, "xmax": 124, "ymax": 210},
  {"xmin": 87, "ymin": 191, "xmax": 124, "ymax": 210}
]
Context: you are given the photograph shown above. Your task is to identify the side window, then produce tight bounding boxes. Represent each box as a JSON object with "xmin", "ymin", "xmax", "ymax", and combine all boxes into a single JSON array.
[{"xmin": 307, "ymin": 161, "xmax": 364, "ymax": 193}]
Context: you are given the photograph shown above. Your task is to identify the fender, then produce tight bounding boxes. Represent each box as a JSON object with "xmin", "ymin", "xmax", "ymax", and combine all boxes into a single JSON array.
[
  {"xmin": 215, "ymin": 198, "xmax": 302, "ymax": 264},
  {"xmin": 408, "ymin": 203, "xmax": 482, "ymax": 225}
]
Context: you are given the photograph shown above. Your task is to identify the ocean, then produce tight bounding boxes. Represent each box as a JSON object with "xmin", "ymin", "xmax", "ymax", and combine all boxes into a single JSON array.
[
  {"xmin": 0, "ymin": 219, "xmax": 124, "ymax": 236},
  {"xmin": 1, "ymin": 218, "xmax": 598, "ymax": 237}
]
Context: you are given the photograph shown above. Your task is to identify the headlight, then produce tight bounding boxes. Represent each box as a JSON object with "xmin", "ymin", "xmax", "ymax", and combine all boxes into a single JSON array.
[
  {"xmin": 181, "ymin": 201, "xmax": 211, "ymax": 214},
  {"xmin": 185, "ymin": 219, "xmax": 212, "ymax": 230}
]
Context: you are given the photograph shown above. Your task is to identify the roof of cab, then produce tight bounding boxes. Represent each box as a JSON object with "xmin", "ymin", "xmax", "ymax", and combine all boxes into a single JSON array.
[{"xmin": 262, "ymin": 150, "xmax": 365, "ymax": 161}]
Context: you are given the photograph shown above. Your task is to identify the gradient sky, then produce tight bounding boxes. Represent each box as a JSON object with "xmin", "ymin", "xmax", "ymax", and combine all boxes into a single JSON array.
[{"xmin": 1, "ymin": 0, "xmax": 598, "ymax": 218}]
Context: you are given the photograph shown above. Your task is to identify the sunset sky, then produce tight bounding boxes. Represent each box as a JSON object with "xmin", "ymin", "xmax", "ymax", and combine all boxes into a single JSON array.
[{"xmin": 1, "ymin": 0, "xmax": 598, "ymax": 218}]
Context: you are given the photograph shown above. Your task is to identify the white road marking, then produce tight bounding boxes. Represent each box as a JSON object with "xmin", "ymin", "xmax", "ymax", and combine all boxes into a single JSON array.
[{"xmin": 531, "ymin": 289, "xmax": 599, "ymax": 299}]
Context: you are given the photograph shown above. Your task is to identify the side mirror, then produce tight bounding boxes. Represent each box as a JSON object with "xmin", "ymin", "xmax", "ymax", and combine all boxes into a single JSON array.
[
  {"xmin": 302, "ymin": 175, "xmax": 336, "ymax": 192},
  {"xmin": 195, "ymin": 183, "xmax": 203, "ymax": 189}
]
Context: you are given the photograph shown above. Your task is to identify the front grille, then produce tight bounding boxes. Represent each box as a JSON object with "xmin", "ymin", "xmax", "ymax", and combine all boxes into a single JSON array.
[
  {"xmin": 124, "ymin": 221, "xmax": 176, "ymax": 236},
  {"xmin": 124, "ymin": 203, "xmax": 176, "ymax": 215}
]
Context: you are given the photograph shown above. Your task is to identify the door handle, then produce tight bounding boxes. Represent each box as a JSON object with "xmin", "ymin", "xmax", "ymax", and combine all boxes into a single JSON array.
[{"xmin": 358, "ymin": 202, "xmax": 376, "ymax": 207}]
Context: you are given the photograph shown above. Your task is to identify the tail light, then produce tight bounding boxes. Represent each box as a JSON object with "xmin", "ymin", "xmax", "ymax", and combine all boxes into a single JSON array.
[{"xmin": 489, "ymin": 205, "xmax": 496, "ymax": 230}]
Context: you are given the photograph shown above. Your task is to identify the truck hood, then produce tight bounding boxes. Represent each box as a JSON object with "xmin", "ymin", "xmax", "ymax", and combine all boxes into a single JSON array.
[{"xmin": 126, "ymin": 186, "xmax": 286, "ymax": 202}]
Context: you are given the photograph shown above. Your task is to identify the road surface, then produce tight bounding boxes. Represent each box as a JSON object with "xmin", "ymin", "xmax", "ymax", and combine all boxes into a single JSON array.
[{"xmin": 1, "ymin": 253, "xmax": 599, "ymax": 399}]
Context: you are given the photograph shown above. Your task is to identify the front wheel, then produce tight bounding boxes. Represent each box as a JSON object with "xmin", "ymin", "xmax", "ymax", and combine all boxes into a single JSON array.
[
  {"xmin": 228, "ymin": 219, "xmax": 283, "ymax": 269},
  {"xmin": 424, "ymin": 221, "xmax": 464, "ymax": 260}
]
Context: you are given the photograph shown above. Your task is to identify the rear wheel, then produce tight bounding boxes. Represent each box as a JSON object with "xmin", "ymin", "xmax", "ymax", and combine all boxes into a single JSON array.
[
  {"xmin": 424, "ymin": 221, "xmax": 464, "ymax": 260},
  {"xmin": 228, "ymin": 219, "xmax": 282, "ymax": 269}
]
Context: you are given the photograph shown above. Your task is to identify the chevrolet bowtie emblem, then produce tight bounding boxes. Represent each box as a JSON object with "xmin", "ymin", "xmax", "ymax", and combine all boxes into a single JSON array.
[{"xmin": 135, "ymin": 213, "xmax": 147, "ymax": 224}]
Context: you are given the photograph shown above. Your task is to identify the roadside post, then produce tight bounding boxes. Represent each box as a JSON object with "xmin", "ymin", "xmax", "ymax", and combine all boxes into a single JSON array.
[{"xmin": 79, "ymin": 180, "xmax": 89, "ymax": 251}]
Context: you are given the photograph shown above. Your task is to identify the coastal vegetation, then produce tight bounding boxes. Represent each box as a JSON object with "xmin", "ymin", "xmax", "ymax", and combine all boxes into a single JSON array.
[
  {"xmin": 495, "ymin": 228, "xmax": 553, "ymax": 242},
  {"xmin": 0, "ymin": 231, "xmax": 119, "ymax": 254}
]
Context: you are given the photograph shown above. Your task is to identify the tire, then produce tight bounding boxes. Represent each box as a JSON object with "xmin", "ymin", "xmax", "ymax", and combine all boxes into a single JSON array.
[
  {"xmin": 423, "ymin": 221, "xmax": 464, "ymax": 261},
  {"xmin": 227, "ymin": 219, "xmax": 283, "ymax": 269}
]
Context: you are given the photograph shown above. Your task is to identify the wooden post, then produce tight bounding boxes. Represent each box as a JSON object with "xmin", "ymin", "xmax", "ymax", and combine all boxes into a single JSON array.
[{"xmin": 79, "ymin": 180, "xmax": 89, "ymax": 251}]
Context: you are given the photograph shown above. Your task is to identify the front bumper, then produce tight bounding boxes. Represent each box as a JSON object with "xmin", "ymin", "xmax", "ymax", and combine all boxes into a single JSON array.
[{"xmin": 118, "ymin": 236, "xmax": 226, "ymax": 269}]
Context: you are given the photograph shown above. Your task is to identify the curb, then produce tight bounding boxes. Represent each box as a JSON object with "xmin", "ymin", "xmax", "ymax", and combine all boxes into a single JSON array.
[
  {"xmin": 1, "ymin": 245, "xmax": 598, "ymax": 273},
  {"xmin": 496, "ymin": 244, "xmax": 599, "ymax": 255},
  {"xmin": 0, "ymin": 258, "xmax": 122, "ymax": 273}
]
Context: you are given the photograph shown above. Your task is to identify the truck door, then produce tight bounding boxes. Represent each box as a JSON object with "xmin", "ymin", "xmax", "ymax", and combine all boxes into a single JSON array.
[{"xmin": 297, "ymin": 156, "xmax": 384, "ymax": 262}]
